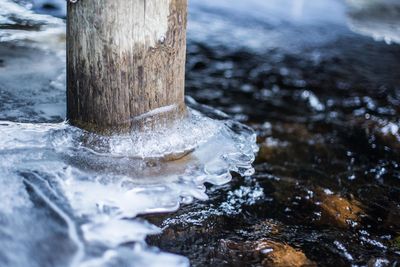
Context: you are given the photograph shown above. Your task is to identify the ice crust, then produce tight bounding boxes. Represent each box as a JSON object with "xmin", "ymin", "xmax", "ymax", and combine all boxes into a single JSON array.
[
  {"xmin": 0, "ymin": 102, "xmax": 257, "ymax": 267},
  {"xmin": 346, "ymin": 0, "xmax": 400, "ymax": 44},
  {"xmin": 0, "ymin": 0, "xmax": 64, "ymax": 47}
]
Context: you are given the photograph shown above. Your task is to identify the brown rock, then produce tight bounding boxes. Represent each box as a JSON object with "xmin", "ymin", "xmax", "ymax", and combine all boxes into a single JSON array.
[
  {"xmin": 315, "ymin": 190, "xmax": 364, "ymax": 228},
  {"xmin": 219, "ymin": 239, "xmax": 316, "ymax": 267}
]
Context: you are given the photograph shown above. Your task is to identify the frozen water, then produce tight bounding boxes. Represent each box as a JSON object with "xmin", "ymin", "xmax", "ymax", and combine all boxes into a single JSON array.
[
  {"xmin": 0, "ymin": 104, "xmax": 257, "ymax": 267},
  {"xmin": 0, "ymin": 0, "xmax": 64, "ymax": 46},
  {"xmin": 0, "ymin": 2, "xmax": 257, "ymax": 266},
  {"xmin": 346, "ymin": 0, "xmax": 400, "ymax": 44}
]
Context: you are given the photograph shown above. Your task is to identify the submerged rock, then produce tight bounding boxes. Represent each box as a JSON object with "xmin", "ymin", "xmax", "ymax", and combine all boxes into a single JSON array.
[
  {"xmin": 219, "ymin": 239, "xmax": 316, "ymax": 267},
  {"xmin": 313, "ymin": 189, "xmax": 364, "ymax": 229}
]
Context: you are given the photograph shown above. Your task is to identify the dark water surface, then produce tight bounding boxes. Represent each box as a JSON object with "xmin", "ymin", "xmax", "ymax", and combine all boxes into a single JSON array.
[
  {"xmin": 148, "ymin": 1, "xmax": 400, "ymax": 266},
  {"xmin": 2, "ymin": 0, "xmax": 400, "ymax": 266}
]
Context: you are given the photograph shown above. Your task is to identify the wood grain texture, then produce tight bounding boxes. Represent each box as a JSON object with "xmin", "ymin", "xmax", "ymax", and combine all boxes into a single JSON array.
[{"xmin": 67, "ymin": 0, "xmax": 187, "ymax": 133}]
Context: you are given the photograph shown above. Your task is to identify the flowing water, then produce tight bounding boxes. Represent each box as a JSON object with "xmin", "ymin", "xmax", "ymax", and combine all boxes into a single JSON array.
[{"xmin": 1, "ymin": 0, "xmax": 400, "ymax": 266}]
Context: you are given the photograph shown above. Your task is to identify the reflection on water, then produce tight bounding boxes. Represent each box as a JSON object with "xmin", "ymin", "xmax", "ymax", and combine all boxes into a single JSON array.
[{"xmin": 1, "ymin": 0, "xmax": 400, "ymax": 266}]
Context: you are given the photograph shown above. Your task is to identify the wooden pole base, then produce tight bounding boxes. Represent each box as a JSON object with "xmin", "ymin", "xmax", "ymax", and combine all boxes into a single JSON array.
[{"xmin": 67, "ymin": 0, "xmax": 187, "ymax": 134}]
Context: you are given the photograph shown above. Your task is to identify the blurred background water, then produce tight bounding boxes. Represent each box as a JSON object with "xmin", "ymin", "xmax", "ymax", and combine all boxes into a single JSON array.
[{"xmin": 0, "ymin": 0, "xmax": 400, "ymax": 266}]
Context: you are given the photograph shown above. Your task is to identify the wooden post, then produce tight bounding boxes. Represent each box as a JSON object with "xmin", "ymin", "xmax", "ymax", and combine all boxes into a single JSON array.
[{"xmin": 67, "ymin": 0, "xmax": 187, "ymax": 133}]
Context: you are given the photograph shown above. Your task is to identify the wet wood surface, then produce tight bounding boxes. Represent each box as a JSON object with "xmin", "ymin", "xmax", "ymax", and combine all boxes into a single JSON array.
[{"xmin": 67, "ymin": 0, "xmax": 187, "ymax": 133}]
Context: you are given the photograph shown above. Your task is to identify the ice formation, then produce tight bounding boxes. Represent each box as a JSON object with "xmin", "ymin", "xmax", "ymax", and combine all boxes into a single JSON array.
[
  {"xmin": 346, "ymin": 0, "xmax": 400, "ymax": 44},
  {"xmin": 0, "ymin": 2, "xmax": 258, "ymax": 266},
  {"xmin": 0, "ymin": 102, "xmax": 257, "ymax": 267}
]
